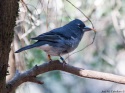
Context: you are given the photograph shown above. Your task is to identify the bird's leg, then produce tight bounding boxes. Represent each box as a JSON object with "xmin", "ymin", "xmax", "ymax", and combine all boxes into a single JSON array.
[
  {"xmin": 59, "ymin": 56, "xmax": 67, "ymax": 65},
  {"xmin": 48, "ymin": 55, "xmax": 52, "ymax": 62}
]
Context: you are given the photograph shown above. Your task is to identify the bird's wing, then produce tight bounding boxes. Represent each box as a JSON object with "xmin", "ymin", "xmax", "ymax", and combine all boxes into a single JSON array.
[
  {"xmin": 31, "ymin": 34, "xmax": 63, "ymax": 42},
  {"xmin": 31, "ymin": 27, "xmax": 69, "ymax": 42}
]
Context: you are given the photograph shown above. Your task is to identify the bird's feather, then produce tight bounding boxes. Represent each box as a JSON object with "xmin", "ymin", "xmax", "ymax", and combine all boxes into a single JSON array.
[
  {"xmin": 31, "ymin": 26, "xmax": 76, "ymax": 41},
  {"xmin": 31, "ymin": 34, "xmax": 63, "ymax": 42},
  {"xmin": 15, "ymin": 19, "xmax": 87, "ymax": 55},
  {"xmin": 15, "ymin": 41, "xmax": 48, "ymax": 53},
  {"xmin": 15, "ymin": 44, "xmax": 37, "ymax": 53}
]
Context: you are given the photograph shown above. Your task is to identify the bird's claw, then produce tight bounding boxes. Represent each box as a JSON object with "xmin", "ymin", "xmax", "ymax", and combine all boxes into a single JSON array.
[
  {"xmin": 59, "ymin": 56, "xmax": 67, "ymax": 66},
  {"xmin": 49, "ymin": 59, "xmax": 53, "ymax": 63},
  {"xmin": 62, "ymin": 60, "xmax": 67, "ymax": 67},
  {"xmin": 48, "ymin": 55, "xmax": 52, "ymax": 63},
  {"xmin": 63, "ymin": 60, "xmax": 67, "ymax": 64}
]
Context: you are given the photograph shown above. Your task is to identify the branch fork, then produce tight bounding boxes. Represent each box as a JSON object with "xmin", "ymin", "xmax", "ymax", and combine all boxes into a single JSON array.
[{"xmin": 6, "ymin": 60, "xmax": 125, "ymax": 93}]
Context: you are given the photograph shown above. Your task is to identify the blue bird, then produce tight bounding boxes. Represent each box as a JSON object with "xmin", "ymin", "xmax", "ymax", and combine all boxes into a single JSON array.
[{"xmin": 15, "ymin": 19, "xmax": 93, "ymax": 62}]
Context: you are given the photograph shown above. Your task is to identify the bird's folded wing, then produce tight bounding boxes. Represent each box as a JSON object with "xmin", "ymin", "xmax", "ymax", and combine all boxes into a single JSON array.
[{"xmin": 31, "ymin": 34, "xmax": 63, "ymax": 42}]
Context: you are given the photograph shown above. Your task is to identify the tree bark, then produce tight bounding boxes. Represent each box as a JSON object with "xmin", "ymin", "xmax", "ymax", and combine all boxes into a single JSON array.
[
  {"xmin": 0, "ymin": 0, "xmax": 19, "ymax": 92},
  {"xmin": 7, "ymin": 60, "xmax": 125, "ymax": 93}
]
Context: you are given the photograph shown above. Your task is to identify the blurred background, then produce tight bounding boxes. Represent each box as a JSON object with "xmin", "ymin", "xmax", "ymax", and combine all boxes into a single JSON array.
[{"xmin": 7, "ymin": 0, "xmax": 125, "ymax": 93}]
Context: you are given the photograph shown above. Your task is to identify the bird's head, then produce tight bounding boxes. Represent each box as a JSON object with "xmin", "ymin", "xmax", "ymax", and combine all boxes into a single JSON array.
[{"xmin": 69, "ymin": 19, "xmax": 95, "ymax": 32}]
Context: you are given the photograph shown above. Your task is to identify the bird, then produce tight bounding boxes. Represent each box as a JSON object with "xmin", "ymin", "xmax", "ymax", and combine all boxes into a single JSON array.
[{"xmin": 15, "ymin": 19, "xmax": 93, "ymax": 63}]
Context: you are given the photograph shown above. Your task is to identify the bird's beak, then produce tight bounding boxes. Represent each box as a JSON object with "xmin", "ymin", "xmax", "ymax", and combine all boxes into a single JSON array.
[{"xmin": 83, "ymin": 27, "xmax": 96, "ymax": 32}]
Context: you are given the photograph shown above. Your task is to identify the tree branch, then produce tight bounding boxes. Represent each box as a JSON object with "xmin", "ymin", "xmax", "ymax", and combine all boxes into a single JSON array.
[{"xmin": 6, "ymin": 60, "xmax": 125, "ymax": 93}]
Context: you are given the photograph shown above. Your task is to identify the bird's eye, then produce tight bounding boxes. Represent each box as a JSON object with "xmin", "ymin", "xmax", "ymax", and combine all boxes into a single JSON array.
[{"xmin": 77, "ymin": 24, "xmax": 82, "ymax": 28}]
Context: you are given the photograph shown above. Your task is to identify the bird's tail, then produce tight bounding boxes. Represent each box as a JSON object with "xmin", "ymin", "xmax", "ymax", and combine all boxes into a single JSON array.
[{"xmin": 15, "ymin": 43, "xmax": 38, "ymax": 53}]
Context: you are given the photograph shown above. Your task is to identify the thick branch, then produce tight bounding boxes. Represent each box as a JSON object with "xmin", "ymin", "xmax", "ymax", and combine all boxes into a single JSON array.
[{"xmin": 6, "ymin": 60, "xmax": 125, "ymax": 93}]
